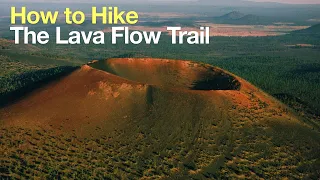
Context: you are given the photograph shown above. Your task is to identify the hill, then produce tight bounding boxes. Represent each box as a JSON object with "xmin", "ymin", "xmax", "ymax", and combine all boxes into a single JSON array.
[
  {"xmin": 219, "ymin": 11, "xmax": 246, "ymax": 20},
  {"xmin": 212, "ymin": 11, "xmax": 273, "ymax": 25},
  {"xmin": 292, "ymin": 23, "xmax": 320, "ymax": 35},
  {"xmin": 0, "ymin": 58, "xmax": 319, "ymax": 179}
]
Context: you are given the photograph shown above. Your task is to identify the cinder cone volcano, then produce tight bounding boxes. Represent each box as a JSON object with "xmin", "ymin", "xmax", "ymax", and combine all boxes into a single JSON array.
[{"xmin": 1, "ymin": 58, "xmax": 319, "ymax": 179}]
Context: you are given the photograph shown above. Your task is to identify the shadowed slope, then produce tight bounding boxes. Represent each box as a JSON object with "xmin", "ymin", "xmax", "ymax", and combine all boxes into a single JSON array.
[{"xmin": 0, "ymin": 58, "xmax": 319, "ymax": 179}]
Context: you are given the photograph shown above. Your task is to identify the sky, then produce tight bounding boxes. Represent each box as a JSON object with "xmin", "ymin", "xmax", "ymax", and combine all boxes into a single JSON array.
[
  {"xmin": 2, "ymin": 0, "xmax": 320, "ymax": 4},
  {"xmin": 250, "ymin": 0, "xmax": 320, "ymax": 4}
]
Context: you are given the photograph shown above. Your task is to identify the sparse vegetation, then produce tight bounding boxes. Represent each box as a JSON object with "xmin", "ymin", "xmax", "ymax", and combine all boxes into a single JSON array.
[{"xmin": 0, "ymin": 6, "xmax": 319, "ymax": 179}]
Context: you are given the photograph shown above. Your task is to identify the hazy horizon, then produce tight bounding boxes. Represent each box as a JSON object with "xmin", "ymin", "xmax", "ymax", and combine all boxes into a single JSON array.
[{"xmin": 1, "ymin": 0, "xmax": 320, "ymax": 5}]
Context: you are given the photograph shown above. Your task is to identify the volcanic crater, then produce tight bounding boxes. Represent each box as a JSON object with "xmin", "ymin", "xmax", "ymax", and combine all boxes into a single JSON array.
[{"xmin": 90, "ymin": 58, "xmax": 241, "ymax": 91}]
